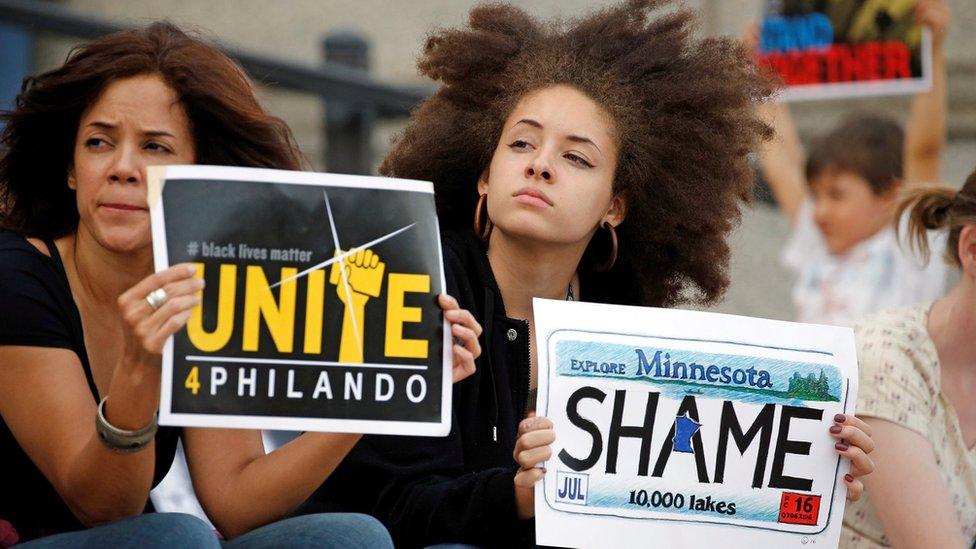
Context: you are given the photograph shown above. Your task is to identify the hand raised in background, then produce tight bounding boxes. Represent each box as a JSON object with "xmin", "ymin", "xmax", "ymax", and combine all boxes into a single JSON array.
[{"xmin": 915, "ymin": 0, "xmax": 950, "ymax": 50}]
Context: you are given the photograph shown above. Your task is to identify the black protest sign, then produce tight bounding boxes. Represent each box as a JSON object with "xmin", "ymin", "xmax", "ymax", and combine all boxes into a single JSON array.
[{"xmin": 149, "ymin": 165, "xmax": 450, "ymax": 436}]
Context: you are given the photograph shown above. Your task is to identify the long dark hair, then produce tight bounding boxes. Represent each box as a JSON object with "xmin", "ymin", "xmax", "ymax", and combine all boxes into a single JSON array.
[{"xmin": 0, "ymin": 22, "xmax": 304, "ymax": 238}]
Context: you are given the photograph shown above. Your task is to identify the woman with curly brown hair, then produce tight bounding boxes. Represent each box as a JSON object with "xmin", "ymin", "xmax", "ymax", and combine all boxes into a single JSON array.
[
  {"xmin": 0, "ymin": 22, "xmax": 481, "ymax": 547},
  {"xmin": 305, "ymin": 1, "xmax": 875, "ymax": 547}
]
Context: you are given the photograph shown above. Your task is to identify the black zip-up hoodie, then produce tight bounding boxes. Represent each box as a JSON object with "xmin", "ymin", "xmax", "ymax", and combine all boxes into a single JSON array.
[{"xmin": 300, "ymin": 229, "xmax": 536, "ymax": 548}]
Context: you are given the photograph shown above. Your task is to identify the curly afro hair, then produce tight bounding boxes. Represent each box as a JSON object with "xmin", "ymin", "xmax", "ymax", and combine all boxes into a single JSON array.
[{"xmin": 381, "ymin": 0, "xmax": 774, "ymax": 307}]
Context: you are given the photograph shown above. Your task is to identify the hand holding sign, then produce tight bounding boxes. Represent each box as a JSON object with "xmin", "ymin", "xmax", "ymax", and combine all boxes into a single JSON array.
[
  {"xmin": 437, "ymin": 294, "xmax": 481, "ymax": 384},
  {"xmin": 120, "ymin": 263, "xmax": 203, "ymax": 363},
  {"xmin": 829, "ymin": 414, "xmax": 876, "ymax": 501},
  {"xmin": 915, "ymin": 0, "xmax": 950, "ymax": 49},
  {"xmin": 514, "ymin": 414, "xmax": 556, "ymax": 519}
]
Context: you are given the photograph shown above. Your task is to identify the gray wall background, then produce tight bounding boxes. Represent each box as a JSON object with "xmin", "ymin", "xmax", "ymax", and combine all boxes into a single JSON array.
[{"xmin": 34, "ymin": 0, "xmax": 976, "ymax": 320}]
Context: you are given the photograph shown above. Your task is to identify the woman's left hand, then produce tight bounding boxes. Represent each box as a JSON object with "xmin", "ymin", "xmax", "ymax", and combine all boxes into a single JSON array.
[
  {"xmin": 438, "ymin": 294, "xmax": 482, "ymax": 383},
  {"xmin": 829, "ymin": 414, "xmax": 875, "ymax": 501}
]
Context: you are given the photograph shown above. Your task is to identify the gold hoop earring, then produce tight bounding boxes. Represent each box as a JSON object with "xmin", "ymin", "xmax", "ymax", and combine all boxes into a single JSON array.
[
  {"xmin": 473, "ymin": 193, "xmax": 493, "ymax": 241},
  {"xmin": 595, "ymin": 221, "xmax": 618, "ymax": 272}
]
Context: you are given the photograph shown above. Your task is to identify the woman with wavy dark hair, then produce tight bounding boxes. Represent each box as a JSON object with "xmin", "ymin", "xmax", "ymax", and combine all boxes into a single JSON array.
[
  {"xmin": 0, "ymin": 22, "xmax": 481, "ymax": 547},
  {"xmin": 841, "ymin": 172, "xmax": 976, "ymax": 547},
  {"xmin": 306, "ymin": 1, "xmax": 875, "ymax": 547}
]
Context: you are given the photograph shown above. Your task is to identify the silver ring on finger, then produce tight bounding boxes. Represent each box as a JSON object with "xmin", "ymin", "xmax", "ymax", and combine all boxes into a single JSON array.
[{"xmin": 145, "ymin": 288, "xmax": 168, "ymax": 311}]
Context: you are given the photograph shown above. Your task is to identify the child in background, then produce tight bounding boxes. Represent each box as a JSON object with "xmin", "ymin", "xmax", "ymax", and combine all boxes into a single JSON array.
[{"xmin": 749, "ymin": 0, "xmax": 951, "ymax": 327}]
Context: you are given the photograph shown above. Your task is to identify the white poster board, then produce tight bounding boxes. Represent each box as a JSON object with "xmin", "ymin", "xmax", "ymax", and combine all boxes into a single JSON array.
[{"xmin": 534, "ymin": 299, "xmax": 857, "ymax": 548}]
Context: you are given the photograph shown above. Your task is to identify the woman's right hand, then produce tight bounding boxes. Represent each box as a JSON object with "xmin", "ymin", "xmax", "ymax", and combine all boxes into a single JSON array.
[{"xmin": 118, "ymin": 263, "xmax": 203, "ymax": 367}]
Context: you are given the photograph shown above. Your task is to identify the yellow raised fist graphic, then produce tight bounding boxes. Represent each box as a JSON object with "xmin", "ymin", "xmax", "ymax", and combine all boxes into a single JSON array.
[
  {"xmin": 330, "ymin": 248, "xmax": 385, "ymax": 363},
  {"xmin": 330, "ymin": 248, "xmax": 385, "ymax": 301}
]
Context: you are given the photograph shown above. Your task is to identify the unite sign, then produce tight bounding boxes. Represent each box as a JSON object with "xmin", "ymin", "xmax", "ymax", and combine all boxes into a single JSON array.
[{"xmin": 149, "ymin": 166, "xmax": 452, "ymax": 436}]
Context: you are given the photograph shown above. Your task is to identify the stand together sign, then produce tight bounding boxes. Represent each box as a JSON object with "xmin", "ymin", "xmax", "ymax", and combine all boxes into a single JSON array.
[{"xmin": 757, "ymin": 0, "xmax": 932, "ymax": 101}]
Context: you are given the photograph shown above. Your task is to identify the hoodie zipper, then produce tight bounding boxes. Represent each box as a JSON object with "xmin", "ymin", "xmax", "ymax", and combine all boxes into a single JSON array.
[{"xmin": 522, "ymin": 285, "xmax": 568, "ymax": 417}]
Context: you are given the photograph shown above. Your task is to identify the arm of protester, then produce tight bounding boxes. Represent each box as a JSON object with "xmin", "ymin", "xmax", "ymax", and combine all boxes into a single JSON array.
[
  {"xmin": 904, "ymin": 0, "xmax": 949, "ymax": 186},
  {"xmin": 743, "ymin": 22, "xmax": 807, "ymax": 224},
  {"xmin": 0, "ymin": 261, "xmax": 200, "ymax": 526},
  {"xmin": 757, "ymin": 100, "xmax": 808, "ymax": 224},
  {"xmin": 0, "ymin": 346, "xmax": 158, "ymax": 526},
  {"xmin": 182, "ymin": 427, "xmax": 362, "ymax": 539},
  {"xmin": 827, "ymin": 414, "xmax": 875, "ymax": 502},
  {"xmin": 858, "ymin": 417, "xmax": 966, "ymax": 548},
  {"xmin": 513, "ymin": 415, "xmax": 556, "ymax": 519}
]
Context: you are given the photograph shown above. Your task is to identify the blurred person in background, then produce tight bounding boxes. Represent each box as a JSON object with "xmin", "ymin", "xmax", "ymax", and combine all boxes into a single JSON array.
[
  {"xmin": 746, "ymin": 0, "xmax": 951, "ymax": 327},
  {"xmin": 841, "ymin": 169, "xmax": 976, "ymax": 547}
]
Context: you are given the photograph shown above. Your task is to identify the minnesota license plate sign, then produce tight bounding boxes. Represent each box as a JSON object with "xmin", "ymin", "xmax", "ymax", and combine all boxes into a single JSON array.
[{"xmin": 534, "ymin": 299, "xmax": 857, "ymax": 547}]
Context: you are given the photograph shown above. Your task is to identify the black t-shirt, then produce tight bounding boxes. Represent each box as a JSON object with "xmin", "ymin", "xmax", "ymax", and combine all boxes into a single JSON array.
[{"xmin": 0, "ymin": 230, "xmax": 179, "ymax": 542}]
